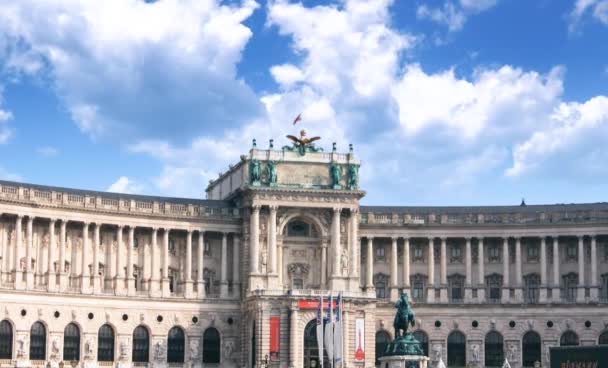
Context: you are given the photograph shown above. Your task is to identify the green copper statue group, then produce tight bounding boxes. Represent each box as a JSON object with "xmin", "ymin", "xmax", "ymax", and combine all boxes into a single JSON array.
[{"xmin": 384, "ymin": 293, "xmax": 424, "ymax": 357}]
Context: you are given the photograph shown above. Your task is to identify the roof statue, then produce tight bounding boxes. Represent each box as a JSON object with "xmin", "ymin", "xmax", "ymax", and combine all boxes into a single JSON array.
[{"xmin": 283, "ymin": 129, "xmax": 323, "ymax": 156}]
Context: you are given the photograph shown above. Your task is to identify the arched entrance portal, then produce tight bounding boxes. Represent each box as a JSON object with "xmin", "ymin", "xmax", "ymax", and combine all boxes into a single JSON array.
[
  {"xmin": 281, "ymin": 216, "xmax": 325, "ymax": 290},
  {"xmin": 304, "ymin": 320, "xmax": 329, "ymax": 368}
]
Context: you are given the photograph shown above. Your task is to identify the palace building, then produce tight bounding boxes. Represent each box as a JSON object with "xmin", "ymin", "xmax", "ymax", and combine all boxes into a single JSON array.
[{"xmin": 0, "ymin": 137, "xmax": 608, "ymax": 368}]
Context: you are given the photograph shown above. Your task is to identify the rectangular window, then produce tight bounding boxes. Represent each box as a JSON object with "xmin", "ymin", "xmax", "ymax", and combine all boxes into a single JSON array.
[
  {"xmin": 376, "ymin": 246, "xmax": 385, "ymax": 260},
  {"xmin": 376, "ymin": 282, "xmax": 386, "ymax": 299},
  {"xmin": 527, "ymin": 245, "xmax": 539, "ymax": 261}
]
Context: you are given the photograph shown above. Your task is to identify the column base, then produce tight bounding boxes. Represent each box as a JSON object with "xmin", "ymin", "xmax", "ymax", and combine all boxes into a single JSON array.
[
  {"xmin": 501, "ymin": 288, "xmax": 510, "ymax": 303},
  {"xmin": 161, "ymin": 278, "xmax": 171, "ymax": 298},
  {"xmin": 248, "ymin": 274, "xmax": 265, "ymax": 292},
  {"xmin": 127, "ymin": 277, "xmax": 136, "ymax": 296},
  {"xmin": 114, "ymin": 276, "xmax": 127, "ymax": 296},
  {"xmin": 92, "ymin": 275, "xmax": 101, "ymax": 294},
  {"xmin": 426, "ymin": 289, "xmax": 435, "ymax": 303},
  {"xmin": 590, "ymin": 286, "xmax": 599, "ymax": 302},
  {"xmin": 577, "ymin": 287, "xmax": 586, "ymax": 303},
  {"xmin": 390, "ymin": 287, "xmax": 399, "ymax": 302},
  {"xmin": 25, "ymin": 271, "xmax": 34, "ymax": 289},
  {"xmin": 184, "ymin": 280, "xmax": 194, "ymax": 299},
  {"xmin": 47, "ymin": 272, "xmax": 57, "ymax": 292},
  {"xmin": 13, "ymin": 271, "xmax": 25, "ymax": 290},
  {"xmin": 539, "ymin": 288, "xmax": 548, "ymax": 303},
  {"xmin": 477, "ymin": 288, "xmax": 485, "ymax": 303},
  {"xmin": 149, "ymin": 279, "xmax": 161, "ymax": 298},
  {"xmin": 514, "ymin": 287, "xmax": 523, "ymax": 303},
  {"xmin": 439, "ymin": 288, "xmax": 448, "ymax": 303},
  {"xmin": 552, "ymin": 287, "xmax": 561, "ymax": 303},
  {"xmin": 464, "ymin": 287, "xmax": 473, "ymax": 303},
  {"xmin": 197, "ymin": 281, "xmax": 206, "ymax": 298},
  {"xmin": 220, "ymin": 281, "xmax": 229, "ymax": 298},
  {"xmin": 59, "ymin": 273, "xmax": 68, "ymax": 292},
  {"xmin": 80, "ymin": 276, "xmax": 91, "ymax": 294},
  {"xmin": 329, "ymin": 276, "xmax": 348, "ymax": 291}
]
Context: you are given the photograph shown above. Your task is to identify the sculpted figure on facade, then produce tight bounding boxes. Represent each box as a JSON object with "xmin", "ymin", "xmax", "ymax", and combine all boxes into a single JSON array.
[
  {"xmin": 50, "ymin": 336, "xmax": 60, "ymax": 359},
  {"xmin": 119, "ymin": 338, "xmax": 129, "ymax": 360},
  {"xmin": 347, "ymin": 164, "xmax": 359, "ymax": 190},
  {"xmin": 189, "ymin": 339, "xmax": 199, "ymax": 361},
  {"xmin": 85, "ymin": 337, "xmax": 95, "ymax": 358},
  {"xmin": 154, "ymin": 341, "xmax": 166, "ymax": 361},
  {"xmin": 506, "ymin": 342, "xmax": 518, "ymax": 362},
  {"xmin": 16, "ymin": 336, "xmax": 27, "ymax": 358},
  {"xmin": 341, "ymin": 248, "xmax": 348, "ymax": 275},
  {"xmin": 250, "ymin": 159, "xmax": 261, "ymax": 184},
  {"xmin": 470, "ymin": 343, "xmax": 480, "ymax": 363},
  {"xmin": 268, "ymin": 160, "xmax": 278, "ymax": 186},
  {"xmin": 330, "ymin": 164, "xmax": 342, "ymax": 189},
  {"xmin": 432, "ymin": 343, "xmax": 442, "ymax": 362},
  {"xmin": 224, "ymin": 339, "xmax": 235, "ymax": 359}
]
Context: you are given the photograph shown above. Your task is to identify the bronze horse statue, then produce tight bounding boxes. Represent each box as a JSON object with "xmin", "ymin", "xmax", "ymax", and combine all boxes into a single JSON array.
[{"xmin": 393, "ymin": 293, "xmax": 416, "ymax": 338}]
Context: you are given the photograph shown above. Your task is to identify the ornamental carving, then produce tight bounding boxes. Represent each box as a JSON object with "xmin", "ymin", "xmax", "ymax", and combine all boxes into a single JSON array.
[
  {"xmin": 506, "ymin": 341, "xmax": 519, "ymax": 362},
  {"xmin": 287, "ymin": 263, "xmax": 310, "ymax": 277},
  {"xmin": 469, "ymin": 343, "xmax": 480, "ymax": 363}
]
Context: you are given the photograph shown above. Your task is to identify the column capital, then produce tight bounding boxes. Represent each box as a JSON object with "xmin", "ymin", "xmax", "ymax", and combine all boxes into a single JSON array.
[
  {"xmin": 251, "ymin": 204, "xmax": 261, "ymax": 211},
  {"xmin": 116, "ymin": 224, "xmax": 124, "ymax": 230},
  {"xmin": 333, "ymin": 206, "xmax": 342, "ymax": 214},
  {"xmin": 577, "ymin": 235, "xmax": 584, "ymax": 240},
  {"xmin": 440, "ymin": 236, "xmax": 447, "ymax": 241},
  {"xmin": 82, "ymin": 221, "xmax": 90, "ymax": 227},
  {"xmin": 402, "ymin": 236, "xmax": 409, "ymax": 242},
  {"xmin": 48, "ymin": 218, "xmax": 58, "ymax": 224},
  {"xmin": 198, "ymin": 229, "xmax": 205, "ymax": 235},
  {"xmin": 15, "ymin": 214, "xmax": 24, "ymax": 219},
  {"xmin": 27, "ymin": 216, "xmax": 34, "ymax": 223},
  {"xmin": 464, "ymin": 237, "xmax": 472, "ymax": 241},
  {"xmin": 476, "ymin": 236, "xmax": 484, "ymax": 241},
  {"xmin": 128, "ymin": 225, "xmax": 135, "ymax": 233},
  {"xmin": 590, "ymin": 235, "xmax": 597, "ymax": 240},
  {"xmin": 367, "ymin": 236, "xmax": 374, "ymax": 241},
  {"xmin": 151, "ymin": 227, "xmax": 159, "ymax": 232},
  {"xmin": 428, "ymin": 236, "xmax": 434, "ymax": 242},
  {"xmin": 391, "ymin": 236, "xmax": 398, "ymax": 242},
  {"xmin": 268, "ymin": 204, "xmax": 279, "ymax": 211}
]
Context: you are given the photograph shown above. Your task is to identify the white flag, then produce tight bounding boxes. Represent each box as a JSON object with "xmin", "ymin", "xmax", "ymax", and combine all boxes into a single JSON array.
[
  {"xmin": 324, "ymin": 295, "xmax": 334, "ymax": 365},
  {"xmin": 316, "ymin": 296, "xmax": 324, "ymax": 368},
  {"xmin": 502, "ymin": 358, "xmax": 511, "ymax": 368},
  {"xmin": 333, "ymin": 293, "xmax": 343, "ymax": 366}
]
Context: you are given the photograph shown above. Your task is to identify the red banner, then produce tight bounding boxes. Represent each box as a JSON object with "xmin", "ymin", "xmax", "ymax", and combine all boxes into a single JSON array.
[
  {"xmin": 270, "ymin": 316, "xmax": 280, "ymax": 361},
  {"xmin": 298, "ymin": 299, "xmax": 337, "ymax": 310}
]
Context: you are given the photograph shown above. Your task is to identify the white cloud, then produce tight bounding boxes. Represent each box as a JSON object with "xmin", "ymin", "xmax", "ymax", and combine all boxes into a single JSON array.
[
  {"xmin": 569, "ymin": 0, "xmax": 608, "ymax": 31},
  {"xmin": 36, "ymin": 146, "xmax": 59, "ymax": 157},
  {"xmin": 0, "ymin": 0, "xmax": 262, "ymax": 141},
  {"xmin": 107, "ymin": 176, "xmax": 143, "ymax": 194},
  {"xmin": 417, "ymin": 0, "xmax": 498, "ymax": 32},
  {"xmin": 270, "ymin": 64, "xmax": 305, "ymax": 88},
  {"xmin": 0, "ymin": 90, "xmax": 13, "ymax": 144}
]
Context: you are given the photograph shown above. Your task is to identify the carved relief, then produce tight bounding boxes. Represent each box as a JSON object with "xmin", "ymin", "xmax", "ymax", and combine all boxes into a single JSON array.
[
  {"xmin": 153, "ymin": 341, "xmax": 166, "ymax": 361},
  {"xmin": 189, "ymin": 339, "xmax": 199, "ymax": 361},
  {"xmin": 119, "ymin": 338, "xmax": 129, "ymax": 360},
  {"xmin": 340, "ymin": 248, "xmax": 348, "ymax": 275},
  {"xmin": 506, "ymin": 341, "xmax": 519, "ymax": 362},
  {"xmin": 224, "ymin": 339, "xmax": 235, "ymax": 360},
  {"xmin": 470, "ymin": 343, "xmax": 480, "ymax": 363},
  {"xmin": 50, "ymin": 336, "xmax": 61, "ymax": 360}
]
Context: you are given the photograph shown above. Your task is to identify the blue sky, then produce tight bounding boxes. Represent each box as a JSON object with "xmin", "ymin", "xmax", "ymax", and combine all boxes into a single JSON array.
[{"xmin": 0, "ymin": 0, "xmax": 607, "ymax": 206}]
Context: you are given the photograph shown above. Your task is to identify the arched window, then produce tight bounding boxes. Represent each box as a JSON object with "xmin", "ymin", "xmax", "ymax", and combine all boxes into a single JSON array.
[
  {"xmin": 132, "ymin": 326, "xmax": 150, "ymax": 363},
  {"xmin": 484, "ymin": 331, "xmax": 504, "ymax": 367},
  {"xmin": 203, "ymin": 328, "xmax": 221, "ymax": 363},
  {"xmin": 167, "ymin": 327, "xmax": 185, "ymax": 363},
  {"xmin": 0, "ymin": 320, "xmax": 12, "ymax": 359},
  {"xmin": 413, "ymin": 330, "xmax": 429, "ymax": 357},
  {"xmin": 522, "ymin": 331, "xmax": 541, "ymax": 367},
  {"xmin": 560, "ymin": 331, "xmax": 579, "ymax": 346},
  {"xmin": 303, "ymin": 319, "xmax": 328, "ymax": 368},
  {"xmin": 29, "ymin": 322, "xmax": 46, "ymax": 360},
  {"xmin": 287, "ymin": 220, "xmax": 312, "ymax": 237},
  {"xmin": 63, "ymin": 323, "xmax": 81, "ymax": 362},
  {"xmin": 375, "ymin": 330, "xmax": 391, "ymax": 366},
  {"xmin": 599, "ymin": 331, "xmax": 608, "ymax": 345},
  {"xmin": 97, "ymin": 324, "xmax": 115, "ymax": 362},
  {"xmin": 447, "ymin": 331, "xmax": 466, "ymax": 367}
]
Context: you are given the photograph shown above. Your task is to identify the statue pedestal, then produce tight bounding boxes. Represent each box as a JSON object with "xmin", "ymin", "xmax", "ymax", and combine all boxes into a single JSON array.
[
  {"xmin": 379, "ymin": 355, "xmax": 430, "ymax": 368},
  {"xmin": 15, "ymin": 360, "xmax": 31, "ymax": 368}
]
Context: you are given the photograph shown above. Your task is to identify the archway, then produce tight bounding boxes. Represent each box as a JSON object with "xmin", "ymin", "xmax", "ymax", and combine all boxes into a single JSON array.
[
  {"xmin": 0, "ymin": 320, "xmax": 12, "ymax": 360},
  {"xmin": 282, "ymin": 216, "xmax": 324, "ymax": 289},
  {"xmin": 203, "ymin": 327, "xmax": 221, "ymax": 363},
  {"xmin": 132, "ymin": 326, "xmax": 149, "ymax": 363},
  {"xmin": 29, "ymin": 322, "xmax": 46, "ymax": 361},
  {"xmin": 63, "ymin": 323, "xmax": 81, "ymax": 362},
  {"xmin": 560, "ymin": 331, "xmax": 579, "ymax": 346},
  {"xmin": 413, "ymin": 330, "xmax": 429, "ymax": 357},
  {"xmin": 98, "ymin": 324, "xmax": 115, "ymax": 362},
  {"xmin": 599, "ymin": 330, "xmax": 608, "ymax": 345},
  {"xmin": 447, "ymin": 331, "xmax": 466, "ymax": 367},
  {"xmin": 167, "ymin": 326, "xmax": 185, "ymax": 363},
  {"xmin": 522, "ymin": 331, "xmax": 541, "ymax": 367},
  {"xmin": 375, "ymin": 330, "xmax": 391, "ymax": 366},
  {"xmin": 303, "ymin": 319, "xmax": 328, "ymax": 368},
  {"xmin": 484, "ymin": 331, "xmax": 504, "ymax": 367}
]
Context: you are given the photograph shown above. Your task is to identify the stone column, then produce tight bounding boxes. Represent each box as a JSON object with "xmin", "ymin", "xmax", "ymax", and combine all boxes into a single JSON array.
[
  {"xmin": 161, "ymin": 229, "xmax": 171, "ymax": 297},
  {"xmin": 477, "ymin": 237, "xmax": 485, "ymax": 302},
  {"xmin": 220, "ymin": 232, "xmax": 229, "ymax": 298},
  {"xmin": 427, "ymin": 237, "xmax": 435, "ymax": 303},
  {"xmin": 278, "ymin": 240, "xmax": 284, "ymax": 287},
  {"xmin": 126, "ymin": 226, "xmax": 135, "ymax": 296},
  {"xmin": 402, "ymin": 238, "xmax": 410, "ymax": 291},
  {"xmin": 577, "ymin": 236, "xmax": 586, "ymax": 303},
  {"xmin": 149, "ymin": 227, "xmax": 160, "ymax": 297},
  {"xmin": 249, "ymin": 205, "xmax": 260, "ymax": 291},
  {"xmin": 197, "ymin": 231, "xmax": 205, "ymax": 298},
  {"xmin": 80, "ymin": 222, "xmax": 90, "ymax": 294},
  {"xmin": 330, "ymin": 207, "xmax": 342, "ymax": 280},
  {"xmin": 46, "ymin": 219, "xmax": 56, "ymax": 292},
  {"xmin": 365, "ymin": 237, "xmax": 374, "ymax": 290},
  {"xmin": 184, "ymin": 230, "xmax": 193, "ymax": 298},
  {"xmin": 514, "ymin": 237, "xmax": 522, "ymax": 302},
  {"xmin": 439, "ymin": 237, "xmax": 448, "ymax": 303},
  {"xmin": 25, "ymin": 216, "xmax": 34, "ymax": 289},
  {"xmin": 321, "ymin": 240, "xmax": 328, "ymax": 288},
  {"xmin": 268, "ymin": 205, "xmax": 277, "ymax": 275},
  {"xmin": 390, "ymin": 237, "xmax": 398, "ymax": 301},
  {"xmin": 349, "ymin": 209, "xmax": 359, "ymax": 286},
  {"xmin": 464, "ymin": 237, "xmax": 472, "ymax": 302},
  {"xmin": 501, "ymin": 237, "xmax": 510, "ymax": 302},
  {"xmin": 289, "ymin": 305, "xmax": 299, "ymax": 368},
  {"xmin": 114, "ymin": 225, "xmax": 125, "ymax": 295},
  {"xmin": 59, "ymin": 219, "xmax": 67, "ymax": 291},
  {"xmin": 13, "ymin": 215, "xmax": 23, "ymax": 290},
  {"xmin": 232, "ymin": 235, "xmax": 240, "ymax": 298},
  {"xmin": 539, "ymin": 237, "xmax": 548, "ymax": 303},
  {"xmin": 92, "ymin": 223, "xmax": 101, "ymax": 294},
  {"xmin": 590, "ymin": 236, "xmax": 598, "ymax": 301},
  {"xmin": 552, "ymin": 237, "xmax": 560, "ymax": 302}
]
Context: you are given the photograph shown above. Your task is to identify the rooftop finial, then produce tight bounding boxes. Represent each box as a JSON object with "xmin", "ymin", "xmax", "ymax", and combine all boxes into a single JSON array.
[
  {"xmin": 520, "ymin": 198, "xmax": 526, "ymax": 206},
  {"xmin": 252, "ymin": 138, "xmax": 257, "ymax": 148},
  {"xmin": 269, "ymin": 139, "xmax": 274, "ymax": 149},
  {"xmin": 332, "ymin": 142, "xmax": 337, "ymax": 152},
  {"xmin": 349, "ymin": 143, "xmax": 353, "ymax": 152}
]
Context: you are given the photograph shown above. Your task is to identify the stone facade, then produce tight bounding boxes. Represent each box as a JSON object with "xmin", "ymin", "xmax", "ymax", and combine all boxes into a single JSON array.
[{"xmin": 0, "ymin": 144, "xmax": 607, "ymax": 368}]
